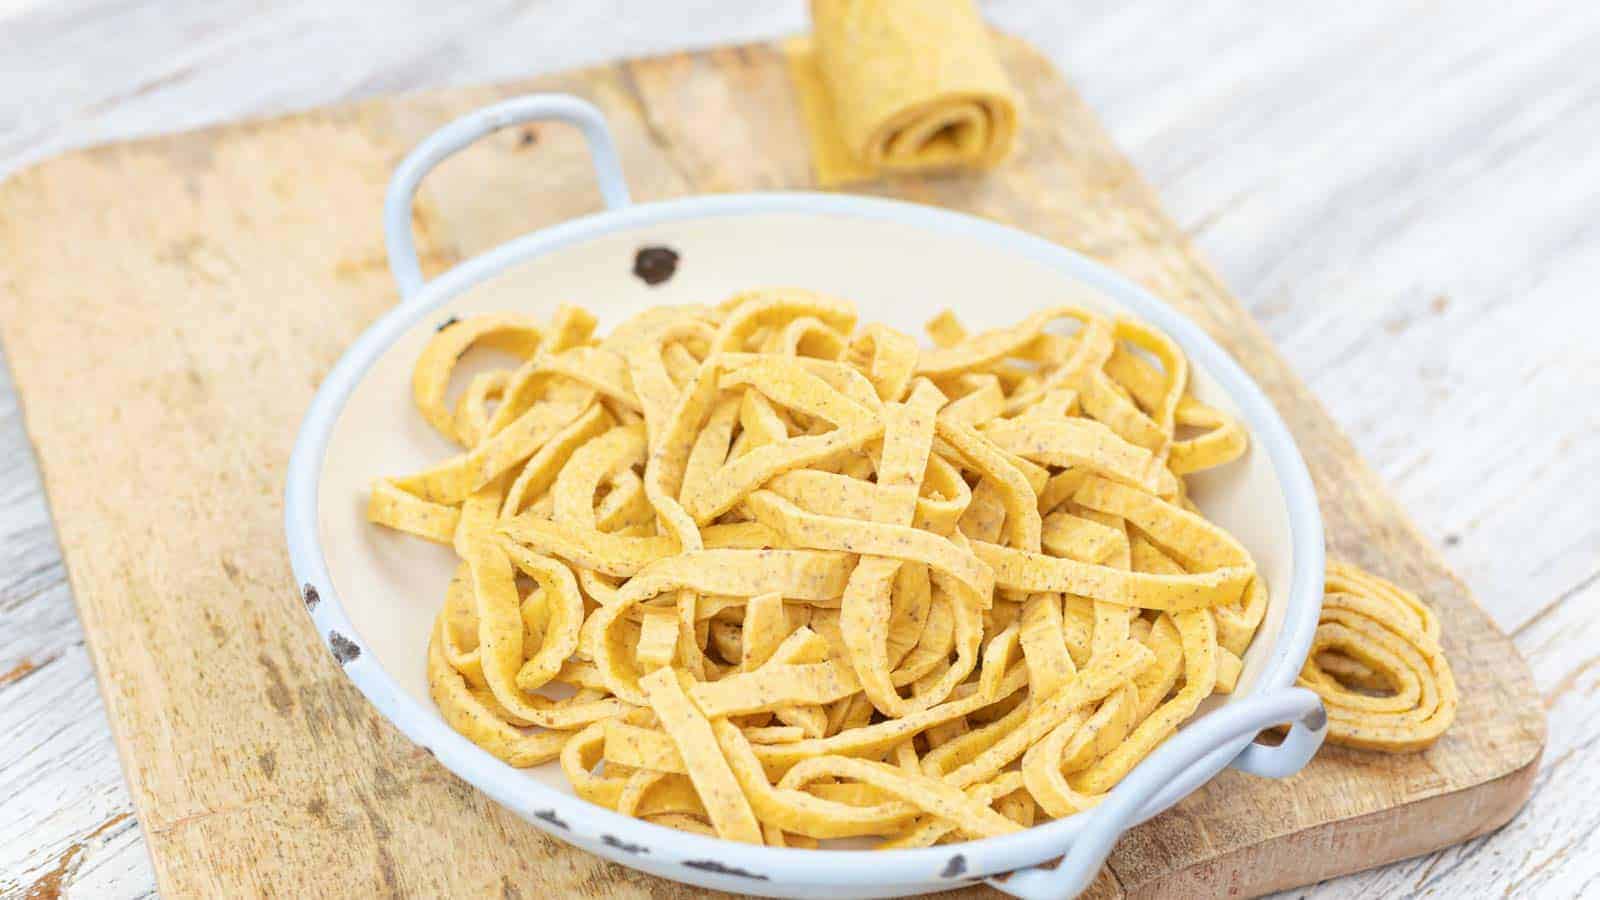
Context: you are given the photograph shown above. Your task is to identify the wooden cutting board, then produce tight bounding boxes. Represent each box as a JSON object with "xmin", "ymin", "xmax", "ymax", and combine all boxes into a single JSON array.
[{"xmin": 0, "ymin": 32, "xmax": 1543, "ymax": 899}]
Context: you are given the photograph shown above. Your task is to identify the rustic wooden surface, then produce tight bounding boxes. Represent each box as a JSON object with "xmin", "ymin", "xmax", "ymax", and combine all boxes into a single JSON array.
[
  {"xmin": 0, "ymin": 27, "xmax": 1547, "ymax": 900},
  {"xmin": 0, "ymin": 2, "xmax": 1594, "ymax": 898}
]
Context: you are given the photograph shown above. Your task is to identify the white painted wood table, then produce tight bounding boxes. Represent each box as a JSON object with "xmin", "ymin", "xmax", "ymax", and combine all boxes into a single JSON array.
[{"xmin": 2, "ymin": 2, "xmax": 1596, "ymax": 897}]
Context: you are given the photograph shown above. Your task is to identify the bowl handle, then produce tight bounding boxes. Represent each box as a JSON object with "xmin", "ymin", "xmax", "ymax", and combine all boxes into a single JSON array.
[
  {"xmin": 1228, "ymin": 690, "xmax": 1328, "ymax": 778},
  {"xmin": 987, "ymin": 687, "xmax": 1326, "ymax": 900},
  {"xmin": 382, "ymin": 93, "xmax": 632, "ymax": 302}
]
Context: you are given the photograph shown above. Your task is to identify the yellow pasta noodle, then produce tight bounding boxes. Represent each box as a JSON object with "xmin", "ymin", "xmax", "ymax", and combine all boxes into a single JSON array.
[
  {"xmin": 1298, "ymin": 562, "xmax": 1457, "ymax": 752},
  {"xmin": 786, "ymin": 0, "xmax": 1020, "ymax": 187},
  {"xmin": 369, "ymin": 290, "xmax": 1453, "ymax": 847}
]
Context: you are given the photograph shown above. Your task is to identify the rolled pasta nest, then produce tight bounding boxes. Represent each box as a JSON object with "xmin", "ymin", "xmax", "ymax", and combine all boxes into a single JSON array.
[
  {"xmin": 1299, "ymin": 562, "xmax": 1458, "ymax": 753},
  {"xmin": 788, "ymin": 0, "xmax": 1020, "ymax": 186},
  {"xmin": 369, "ymin": 288, "xmax": 1282, "ymax": 846}
]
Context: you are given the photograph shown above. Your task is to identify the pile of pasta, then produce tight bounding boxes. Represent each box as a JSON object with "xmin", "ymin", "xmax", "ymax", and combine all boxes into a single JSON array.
[{"xmin": 369, "ymin": 289, "xmax": 1274, "ymax": 847}]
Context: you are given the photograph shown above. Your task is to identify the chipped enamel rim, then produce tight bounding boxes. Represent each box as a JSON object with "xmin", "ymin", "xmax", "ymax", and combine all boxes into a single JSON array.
[{"xmin": 284, "ymin": 97, "xmax": 1324, "ymax": 899}]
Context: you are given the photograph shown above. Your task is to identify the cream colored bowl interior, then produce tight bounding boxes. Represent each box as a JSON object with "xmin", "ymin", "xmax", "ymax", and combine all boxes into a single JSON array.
[{"xmin": 316, "ymin": 210, "xmax": 1293, "ymax": 798}]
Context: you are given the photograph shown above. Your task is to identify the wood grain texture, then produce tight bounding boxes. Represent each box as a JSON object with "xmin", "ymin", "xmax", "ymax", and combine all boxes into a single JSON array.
[
  {"xmin": 1, "ymin": 1, "xmax": 1594, "ymax": 898},
  {"xmin": 0, "ymin": 32, "xmax": 1545, "ymax": 899}
]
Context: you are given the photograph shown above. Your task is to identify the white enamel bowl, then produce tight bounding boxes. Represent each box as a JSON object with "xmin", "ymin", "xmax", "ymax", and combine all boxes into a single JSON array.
[{"xmin": 286, "ymin": 95, "xmax": 1327, "ymax": 899}]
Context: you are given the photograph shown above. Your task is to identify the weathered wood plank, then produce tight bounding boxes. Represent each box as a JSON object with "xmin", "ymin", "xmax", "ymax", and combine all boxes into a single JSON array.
[
  {"xmin": 1, "ymin": 2, "xmax": 1594, "ymax": 898},
  {"xmin": 0, "ymin": 355, "xmax": 155, "ymax": 900},
  {"xmin": 0, "ymin": 34, "xmax": 1541, "ymax": 898}
]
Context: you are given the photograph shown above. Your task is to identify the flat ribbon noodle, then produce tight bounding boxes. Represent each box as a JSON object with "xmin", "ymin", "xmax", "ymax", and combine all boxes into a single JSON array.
[
  {"xmin": 367, "ymin": 296, "xmax": 1453, "ymax": 848},
  {"xmin": 1298, "ymin": 562, "xmax": 1457, "ymax": 752}
]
